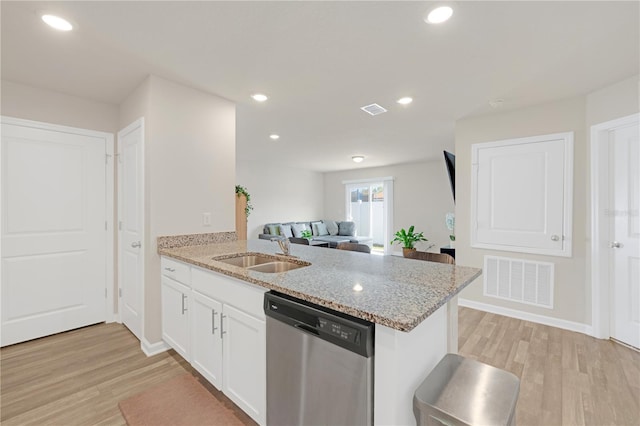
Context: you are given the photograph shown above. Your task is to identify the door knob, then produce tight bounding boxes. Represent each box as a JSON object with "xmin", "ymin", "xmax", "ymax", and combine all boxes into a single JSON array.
[
  {"xmin": 610, "ymin": 241, "xmax": 623, "ymax": 248},
  {"xmin": 551, "ymin": 235, "xmax": 560, "ymax": 241},
  {"xmin": 131, "ymin": 241, "xmax": 141, "ymax": 248}
]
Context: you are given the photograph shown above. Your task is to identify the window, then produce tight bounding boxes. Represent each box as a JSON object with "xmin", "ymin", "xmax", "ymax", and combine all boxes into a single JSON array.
[{"xmin": 344, "ymin": 177, "xmax": 394, "ymax": 255}]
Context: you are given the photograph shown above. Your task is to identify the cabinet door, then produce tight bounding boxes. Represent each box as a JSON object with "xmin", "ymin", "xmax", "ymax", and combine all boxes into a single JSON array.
[
  {"xmin": 223, "ymin": 305, "xmax": 266, "ymax": 425},
  {"xmin": 472, "ymin": 132, "xmax": 573, "ymax": 257},
  {"xmin": 191, "ymin": 291, "xmax": 223, "ymax": 389},
  {"xmin": 161, "ymin": 276, "xmax": 190, "ymax": 359}
]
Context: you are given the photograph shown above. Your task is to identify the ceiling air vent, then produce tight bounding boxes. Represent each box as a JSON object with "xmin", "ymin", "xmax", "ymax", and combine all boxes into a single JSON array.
[{"xmin": 360, "ymin": 103, "xmax": 387, "ymax": 116}]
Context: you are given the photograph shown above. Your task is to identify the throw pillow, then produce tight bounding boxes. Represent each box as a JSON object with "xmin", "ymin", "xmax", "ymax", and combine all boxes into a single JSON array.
[
  {"xmin": 267, "ymin": 224, "xmax": 280, "ymax": 235},
  {"xmin": 324, "ymin": 220, "xmax": 339, "ymax": 236},
  {"xmin": 315, "ymin": 222, "xmax": 329, "ymax": 236},
  {"xmin": 291, "ymin": 223, "xmax": 307, "ymax": 238},
  {"xmin": 338, "ymin": 221, "xmax": 356, "ymax": 236},
  {"xmin": 310, "ymin": 221, "xmax": 322, "ymax": 236},
  {"xmin": 279, "ymin": 224, "xmax": 293, "ymax": 238}
]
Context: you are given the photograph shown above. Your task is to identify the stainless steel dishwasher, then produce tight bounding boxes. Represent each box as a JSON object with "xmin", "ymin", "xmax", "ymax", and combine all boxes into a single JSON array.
[{"xmin": 264, "ymin": 291, "xmax": 375, "ymax": 426}]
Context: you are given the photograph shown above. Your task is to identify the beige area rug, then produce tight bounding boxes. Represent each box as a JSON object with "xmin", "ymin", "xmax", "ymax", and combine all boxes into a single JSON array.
[{"xmin": 118, "ymin": 374, "xmax": 245, "ymax": 426}]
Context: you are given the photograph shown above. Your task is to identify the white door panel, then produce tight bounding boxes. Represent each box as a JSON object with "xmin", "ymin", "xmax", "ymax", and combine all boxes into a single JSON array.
[
  {"xmin": 1, "ymin": 121, "xmax": 106, "ymax": 346},
  {"xmin": 118, "ymin": 119, "xmax": 144, "ymax": 340},
  {"xmin": 472, "ymin": 132, "xmax": 573, "ymax": 257},
  {"xmin": 476, "ymin": 141, "xmax": 564, "ymax": 248},
  {"xmin": 610, "ymin": 124, "xmax": 640, "ymax": 348},
  {"xmin": 191, "ymin": 291, "xmax": 223, "ymax": 389},
  {"xmin": 223, "ymin": 304, "xmax": 266, "ymax": 424}
]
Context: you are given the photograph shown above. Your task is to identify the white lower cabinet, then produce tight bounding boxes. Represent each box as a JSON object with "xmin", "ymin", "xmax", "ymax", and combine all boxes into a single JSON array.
[
  {"xmin": 162, "ymin": 258, "xmax": 266, "ymax": 425},
  {"xmin": 191, "ymin": 291, "xmax": 223, "ymax": 388},
  {"xmin": 161, "ymin": 276, "xmax": 190, "ymax": 360},
  {"xmin": 222, "ymin": 304, "xmax": 266, "ymax": 423}
]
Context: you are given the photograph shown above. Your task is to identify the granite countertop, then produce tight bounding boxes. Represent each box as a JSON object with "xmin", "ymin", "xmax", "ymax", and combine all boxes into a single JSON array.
[{"xmin": 159, "ymin": 239, "xmax": 481, "ymax": 332}]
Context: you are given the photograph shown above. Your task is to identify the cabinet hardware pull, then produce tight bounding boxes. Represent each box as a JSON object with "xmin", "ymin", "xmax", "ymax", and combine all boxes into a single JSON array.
[
  {"xmin": 181, "ymin": 294, "xmax": 187, "ymax": 314},
  {"xmin": 164, "ymin": 267, "xmax": 176, "ymax": 272},
  {"xmin": 610, "ymin": 241, "xmax": 623, "ymax": 248},
  {"xmin": 221, "ymin": 314, "xmax": 227, "ymax": 339},
  {"xmin": 551, "ymin": 235, "xmax": 560, "ymax": 241},
  {"xmin": 212, "ymin": 310, "xmax": 218, "ymax": 335},
  {"xmin": 131, "ymin": 241, "xmax": 141, "ymax": 248}
]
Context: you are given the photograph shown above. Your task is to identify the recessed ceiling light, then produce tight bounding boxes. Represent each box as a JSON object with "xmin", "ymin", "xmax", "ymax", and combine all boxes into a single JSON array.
[
  {"xmin": 425, "ymin": 6, "xmax": 453, "ymax": 24},
  {"xmin": 269, "ymin": 134, "xmax": 280, "ymax": 140},
  {"xmin": 397, "ymin": 97, "xmax": 413, "ymax": 105},
  {"xmin": 251, "ymin": 93, "xmax": 268, "ymax": 102},
  {"xmin": 41, "ymin": 14, "xmax": 73, "ymax": 31},
  {"xmin": 352, "ymin": 156, "xmax": 365, "ymax": 163}
]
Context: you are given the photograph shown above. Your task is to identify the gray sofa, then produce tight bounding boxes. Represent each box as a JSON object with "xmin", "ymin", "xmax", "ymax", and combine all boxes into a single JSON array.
[{"xmin": 258, "ymin": 220, "xmax": 373, "ymax": 248}]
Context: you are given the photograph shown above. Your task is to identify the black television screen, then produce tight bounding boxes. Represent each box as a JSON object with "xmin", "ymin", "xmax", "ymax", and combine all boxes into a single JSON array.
[{"xmin": 443, "ymin": 151, "xmax": 455, "ymax": 203}]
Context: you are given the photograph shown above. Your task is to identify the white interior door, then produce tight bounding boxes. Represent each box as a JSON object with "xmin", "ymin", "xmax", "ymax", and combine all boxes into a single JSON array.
[
  {"xmin": 1, "ymin": 119, "xmax": 108, "ymax": 346},
  {"xmin": 610, "ymin": 123, "xmax": 640, "ymax": 348},
  {"xmin": 118, "ymin": 118, "xmax": 144, "ymax": 340}
]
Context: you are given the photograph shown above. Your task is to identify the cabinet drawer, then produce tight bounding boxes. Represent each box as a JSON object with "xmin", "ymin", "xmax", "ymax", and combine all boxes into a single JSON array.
[
  {"xmin": 161, "ymin": 257, "xmax": 191, "ymax": 284},
  {"xmin": 192, "ymin": 267, "xmax": 266, "ymax": 319}
]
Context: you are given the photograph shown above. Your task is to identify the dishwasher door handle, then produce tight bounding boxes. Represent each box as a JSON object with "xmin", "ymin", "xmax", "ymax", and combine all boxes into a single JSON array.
[{"xmin": 294, "ymin": 323, "xmax": 320, "ymax": 335}]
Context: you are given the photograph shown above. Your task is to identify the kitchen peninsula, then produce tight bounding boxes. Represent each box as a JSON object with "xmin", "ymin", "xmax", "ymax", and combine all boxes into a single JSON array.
[{"xmin": 159, "ymin": 238, "xmax": 481, "ymax": 425}]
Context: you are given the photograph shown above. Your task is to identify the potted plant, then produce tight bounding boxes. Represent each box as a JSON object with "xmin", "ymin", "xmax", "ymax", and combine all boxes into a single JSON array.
[
  {"xmin": 301, "ymin": 229, "xmax": 312, "ymax": 240},
  {"xmin": 235, "ymin": 185, "xmax": 253, "ymax": 218},
  {"xmin": 391, "ymin": 225, "xmax": 428, "ymax": 257}
]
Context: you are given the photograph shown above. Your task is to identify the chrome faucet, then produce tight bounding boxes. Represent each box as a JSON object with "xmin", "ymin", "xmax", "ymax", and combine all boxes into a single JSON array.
[{"xmin": 271, "ymin": 237, "xmax": 291, "ymax": 256}]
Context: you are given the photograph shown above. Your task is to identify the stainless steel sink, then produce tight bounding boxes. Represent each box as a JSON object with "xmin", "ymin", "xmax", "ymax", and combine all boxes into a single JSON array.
[
  {"xmin": 214, "ymin": 254, "xmax": 275, "ymax": 268},
  {"xmin": 248, "ymin": 261, "xmax": 308, "ymax": 273},
  {"xmin": 212, "ymin": 253, "xmax": 310, "ymax": 273}
]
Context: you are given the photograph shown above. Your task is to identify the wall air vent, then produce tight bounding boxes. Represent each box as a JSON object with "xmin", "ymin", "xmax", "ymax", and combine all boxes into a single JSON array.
[
  {"xmin": 483, "ymin": 255, "xmax": 554, "ymax": 308},
  {"xmin": 360, "ymin": 103, "xmax": 387, "ymax": 116}
]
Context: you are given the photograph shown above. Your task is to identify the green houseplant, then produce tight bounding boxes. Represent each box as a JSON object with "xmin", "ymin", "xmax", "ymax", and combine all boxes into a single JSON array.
[
  {"xmin": 391, "ymin": 225, "xmax": 428, "ymax": 257},
  {"xmin": 235, "ymin": 185, "xmax": 253, "ymax": 218}
]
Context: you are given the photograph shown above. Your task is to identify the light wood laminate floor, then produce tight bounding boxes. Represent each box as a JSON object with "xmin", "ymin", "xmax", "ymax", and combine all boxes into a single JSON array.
[
  {"xmin": 1, "ymin": 308, "xmax": 638, "ymax": 425},
  {"xmin": 458, "ymin": 307, "xmax": 640, "ymax": 426},
  {"xmin": 0, "ymin": 322, "xmax": 255, "ymax": 426}
]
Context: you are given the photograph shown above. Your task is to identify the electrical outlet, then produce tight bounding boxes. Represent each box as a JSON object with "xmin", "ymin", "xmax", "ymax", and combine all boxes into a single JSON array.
[{"xmin": 202, "ymin": 212, "xmax": 211, "ymax": 226}]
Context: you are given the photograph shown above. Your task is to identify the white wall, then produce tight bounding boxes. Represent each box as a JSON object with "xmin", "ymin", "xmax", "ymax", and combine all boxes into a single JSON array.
[
  {"xmin": 1, "ymin": 80, "xmax": 118, "ymax": 133},
  {"xmin": 236, "ymin": 160, "xmax": 324, "ymax": 238},
  {"xmin": 323, "ymin": 161, "xmax": 455, "ymax": 252},
  {"xmin": 120, "ymin": 75, "xmax": 236, "ymax": 344},
  {"xmin": 455, "ymin": 75, "xmax": 639, "ymax": 328}
]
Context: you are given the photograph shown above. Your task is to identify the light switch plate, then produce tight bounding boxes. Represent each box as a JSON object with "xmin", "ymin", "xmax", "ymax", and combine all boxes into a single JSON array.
[{"xmin": 202, "ymin": 212, "xmax": 211, "ymax": 226}]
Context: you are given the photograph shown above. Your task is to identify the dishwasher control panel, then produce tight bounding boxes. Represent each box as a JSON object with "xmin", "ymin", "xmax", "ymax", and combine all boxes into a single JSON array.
[
  {"xmin": 318, "ymin": 318, "xmax": 360, "ymax": 344},
  {"xmin": 264, "ymin": 291, "xmax": 374, "ymax": 357}
]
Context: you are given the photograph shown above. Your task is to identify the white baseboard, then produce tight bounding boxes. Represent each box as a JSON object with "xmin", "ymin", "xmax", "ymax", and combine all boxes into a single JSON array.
[
  {"xmin": 105, "ymin": 312, "xmax": 118, "ymax": 324},
  {"xmin": 141, "ymin": 338, "xmax": 170, "ymax": 357},
  {"xmin": 459, "ymin": 298, "xmax": 594, "ymax": 336}
]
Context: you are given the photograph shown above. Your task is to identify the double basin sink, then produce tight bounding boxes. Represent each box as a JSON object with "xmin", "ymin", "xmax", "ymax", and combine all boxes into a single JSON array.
[{"xmin": 212, "ymin": 253, "xmax": 310, "ymax": 273}]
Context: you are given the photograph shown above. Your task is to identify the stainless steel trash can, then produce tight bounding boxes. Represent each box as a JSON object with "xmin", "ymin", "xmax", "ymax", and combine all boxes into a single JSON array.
[{"xmin": 413, "ymin": 353, "xmax": 520, "ymax": 426}]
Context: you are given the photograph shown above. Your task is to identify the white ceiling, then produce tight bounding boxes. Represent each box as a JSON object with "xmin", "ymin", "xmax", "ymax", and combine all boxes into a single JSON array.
[{"xmin": 2, "ymin": 1, "xmax": 638, "ymax": 172}]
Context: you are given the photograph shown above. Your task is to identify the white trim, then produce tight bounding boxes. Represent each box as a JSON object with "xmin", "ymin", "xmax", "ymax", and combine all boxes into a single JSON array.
[
  {"xmin": 341, "ymin": 176, "xmax": 394, "ymax": 185},
  {"xmin": 0, "ymin": 115, "xmax": 117, "ymax": 323},
  {"xmin": 141, "ymin": 338, "xmax": 170, "ymax": 357},
  {"xmin": 471, "ymin": 132, "xmax": 574, "ymax": 257},
  {"xmin": 117, "ymin": 117, "xmax": 146, "ymax": 341},
  {"xmin": 590, "ymin": 113, "xmax": 640, "ymax": 339},
  {"xmin": 105, "ymin": 133, "xmax": 115, "ymax": 323},
  {"xmin": 383, "ymin": 179, "xmax": 394, "ymax": 255},
  {"xmin": 459, "ymin": 298, "xmax": 594, "ymax": 336}
]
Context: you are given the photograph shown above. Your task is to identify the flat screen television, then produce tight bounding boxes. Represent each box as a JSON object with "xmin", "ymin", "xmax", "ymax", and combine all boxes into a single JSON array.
[{"xmin": 443, "ymin": 151, "xmax": 455, "ymax": 203}]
